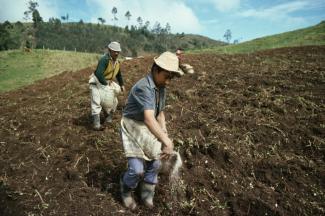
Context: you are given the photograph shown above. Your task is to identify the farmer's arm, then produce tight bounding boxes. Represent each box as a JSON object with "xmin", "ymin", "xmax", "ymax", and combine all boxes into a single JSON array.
[
  {"xmin": 144, "ymin": 110, "xmax": 173, "ymax": 155},
  {"xmin": 116, "ymin": 70, "xmax": 125, "ymax": 91},
  {"xmin": 156, "ymin": 111, "xmax": 167, "ymax": 134},
  {"xmin": 94, "ymin": 56, "xmax": 108, "ymax": 85}
]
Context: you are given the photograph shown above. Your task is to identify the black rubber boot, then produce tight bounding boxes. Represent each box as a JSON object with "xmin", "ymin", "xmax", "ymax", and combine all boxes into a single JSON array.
[{"xmin": 92, "ymin": 114, "xmax": 101, "ymax": 130}]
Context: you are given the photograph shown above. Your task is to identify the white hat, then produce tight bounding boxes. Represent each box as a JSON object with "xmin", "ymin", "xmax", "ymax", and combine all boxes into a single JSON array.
[
  {"xmin": 154, "ymin": 51, "xmax": 184, "ymax": 76},
  {"xmin": 108, "ymin": 41, "xmax": 121, "ymax": 52}
]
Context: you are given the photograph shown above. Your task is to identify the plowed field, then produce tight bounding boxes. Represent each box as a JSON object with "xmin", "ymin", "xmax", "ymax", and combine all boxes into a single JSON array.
[{"xmin": 1, "ymin": 46, "xmax": 324, "ymax": 215}]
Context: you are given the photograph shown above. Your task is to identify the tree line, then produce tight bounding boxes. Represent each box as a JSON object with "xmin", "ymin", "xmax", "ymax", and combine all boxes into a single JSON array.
[{"xmin": 0, "ymin": 0, "xmax": 224, "ymax": 55}]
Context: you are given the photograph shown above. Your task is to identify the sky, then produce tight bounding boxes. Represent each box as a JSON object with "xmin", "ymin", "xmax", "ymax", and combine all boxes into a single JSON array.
[{"xmin": 1, "ymin": 0, "xmax": 325, "ymax": 42}]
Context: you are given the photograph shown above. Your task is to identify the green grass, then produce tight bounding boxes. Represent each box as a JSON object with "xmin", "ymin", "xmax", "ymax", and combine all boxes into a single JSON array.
[
  {"xmin": 191, "ymin": 21, "xmax": 325, "ymax": 54},
  {"xmin": 0, "ymin": 49, "xmax": 100, "ymax": 92}
]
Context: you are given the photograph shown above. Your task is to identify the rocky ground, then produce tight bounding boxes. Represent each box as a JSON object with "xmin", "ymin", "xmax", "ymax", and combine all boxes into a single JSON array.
[{"xmin": 0, "ymin": 46, "xmax": 324, "ymax": 215}]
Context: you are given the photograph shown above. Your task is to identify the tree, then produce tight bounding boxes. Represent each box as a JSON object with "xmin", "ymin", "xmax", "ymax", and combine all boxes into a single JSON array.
[
  {"xmin": 23, "ymin": 0, "xmax": 39, "ymax": 20},
  {"xmin": 23, "ymin": 0, "xmax": 42, "ymax": 27},
  {"xmin": 223, "ymin": 29, "xmax": 232, "ymax": 43},
  {"xmin": 165, "ymin": 23, "xmax": 171, "ymax": 34},
  {"xmin": 136, "ymin": 17, "xmax": 143, "ymax": 28},
  {"xmin": 112, "ymin": 7, "xmax": 118, "ymax": 25},
  {"xmin": 25, "ymin": 40, "xmax": 32, "ymax": 49},
  {"xmin": 61, "ymin": 14, "xmax": 69, "ymax": 22},
  {"xmin": 49, "ymin": 17, "xmax": 61, "ymax": 29},
  {"xmin": 98, "ymin": 17, "xmax": 106, "ymax": 25},
  {"xmin": 152, "ymin": 22, "xmax": 162, "ymax": 34},
  {"xmin": 0, "ymin": 22, "xmax": 12, "ymax": 50},
  {"xmin": 22, "ymin": 0, "xmax": 43, "ymax": 49},
  {"xmin": 32, "ymin": 9, "xmax": 43, "ymax": 27},
  {"xmin": 124, "ymin": 11, "xmax": 131, "ymax": 28},
  {"xmin": 144, "ymin": 21, "xmax": 150, "ymax": 29},
  {"xmin": 125, "ymin": 11, "xmax": 131, "ymax": 21}
]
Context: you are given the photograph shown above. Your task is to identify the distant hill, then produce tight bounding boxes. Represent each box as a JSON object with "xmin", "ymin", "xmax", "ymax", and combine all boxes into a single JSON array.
[
  {"xmin": 0, "ymin": 20, "xmax": 224, "ymax": 56},
  {"xmin": 173, "ymin": 33, "xmax": 226, "ymax": 49},
  {"xmin": 193, "ymin": 21, "xmax": 325, "ymax": 54}
]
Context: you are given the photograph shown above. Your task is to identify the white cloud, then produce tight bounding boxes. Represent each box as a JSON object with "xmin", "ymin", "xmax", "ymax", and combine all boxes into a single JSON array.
[
  {"xmin": 234, "ymin": 0, "xmax": 325, "ymax": 28},
  {"xmin": 239, "ymin": 1, "xmax": 309, "ymax": 19},
  {"xmin": 236, "ymin": 0, "xmax": 325, "ymax": 25},
  {"xmin": 0, "ymin": 0, "xmax": 60, "ymax": 22},
  {"xmin": 0, "ymin": 0, "xmax": 201, "ymax": 34},
  {"xmin": 87, "ymin": 0, "xmax": 202, "ymax": 34},
  {"xmin": 210, "ymin": 0, "xmax": 241, "ymax": 12}
]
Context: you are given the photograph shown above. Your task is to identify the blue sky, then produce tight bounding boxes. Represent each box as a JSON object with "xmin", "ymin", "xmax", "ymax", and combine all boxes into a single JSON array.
[{"xmin": 1, "ymin": 0, "xmax": 325, "ymax": 42}]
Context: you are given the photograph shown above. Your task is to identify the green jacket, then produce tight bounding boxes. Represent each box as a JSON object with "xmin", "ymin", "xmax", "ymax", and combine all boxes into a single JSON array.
[{"xmin": 94, "ymin": 53, "xmax": 124, "ymax": 86}]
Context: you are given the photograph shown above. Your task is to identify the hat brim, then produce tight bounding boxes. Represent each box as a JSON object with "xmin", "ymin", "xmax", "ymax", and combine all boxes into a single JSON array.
[
  {"xmin": 108, "ymin": 47, "xmax": 121, "ymax": 52},
  {"xmin": 171, "ymin": 68, "xmax": 184, "ymax": 77},
  {"xmin": 154, "ymin": 57, "xmax": 184, "ymax": 77}
]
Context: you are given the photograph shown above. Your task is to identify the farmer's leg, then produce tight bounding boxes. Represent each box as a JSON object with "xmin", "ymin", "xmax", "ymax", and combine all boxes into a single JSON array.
[
  {"xmin": 122, "ymin": 157, "xmax": 144, "ymax": 188},
  {"xmin": 141, "ymin": 159, "xmax": 161, "ymax": 208},
  {"xmin": 90, "ymin": 84, "xmax": 102, "ymax": 129},
  {"xmin": 103, "ymin": 96, "xmax": 118, "ymax": 123},
  {"xmin": 143, "ymin": 159, "xmax": 161, "ymax": 184},
  {"xmin": 90, "ymin": 84, "xmax": 101, "ymax": 115},
  {"xmin": 121, "ymin": 157, "xmax": 143, "ymax": 210}
]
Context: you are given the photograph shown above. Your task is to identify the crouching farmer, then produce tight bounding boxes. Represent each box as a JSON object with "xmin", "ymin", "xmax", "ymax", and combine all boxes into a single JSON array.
[
  {"xmin": 120, "ymin": 52, "xmax": 184, "ymax": 210},
  {"xmin": 89, "ymin": 41, "xmax": 125, "ymax": 130},
  {"xmin": 176, "ymin": 48, "xmax": 195, "ymax": 74}
]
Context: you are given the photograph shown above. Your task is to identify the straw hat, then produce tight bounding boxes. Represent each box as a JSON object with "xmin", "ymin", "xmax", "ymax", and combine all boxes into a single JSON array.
[
  {"xmin": 108, "ymin": 41, "xmax": 121, "ymax": 52},
  {"xmin": 154, "ymin": 51, "xmax": 184, "ymax": 76}
]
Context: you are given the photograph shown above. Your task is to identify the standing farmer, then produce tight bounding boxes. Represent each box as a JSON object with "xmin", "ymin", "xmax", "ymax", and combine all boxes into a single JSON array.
[
  {"xmin": 120, "ymin": 51, "xmax": 184, "ymax": 210},
  {"xmin": 89, "ymin": 41, "xmax": 125, "ymax": 130}
]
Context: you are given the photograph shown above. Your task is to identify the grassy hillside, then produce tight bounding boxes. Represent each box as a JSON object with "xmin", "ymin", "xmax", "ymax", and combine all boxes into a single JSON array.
[
  {"xmin": 0, "ymin": 49, "xmax": 99, "ymax": 92},
  {"xmin": 193, "ymin": 21, "xmax": 325, "ymax": 54},
  {"xmin": 173, "ymin": 34, "xmax": 225, "ymax": 49},
  {"xmin": 1, "ymin": 21, "xmax": 224, "ymax": 56},
  {"xmin": 35, "ymin": 22, "xmax": 224, "ymax": 56}
]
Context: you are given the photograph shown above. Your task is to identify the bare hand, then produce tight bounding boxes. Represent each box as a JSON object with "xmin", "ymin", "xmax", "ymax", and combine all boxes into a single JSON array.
[{"xmin": 160, "ymin": 140, "xmax": 173, "ymax": 159}]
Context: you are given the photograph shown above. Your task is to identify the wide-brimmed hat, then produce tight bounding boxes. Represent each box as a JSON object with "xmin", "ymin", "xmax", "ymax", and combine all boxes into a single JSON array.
[
  {"xmin": 108, "ymin": 41, "xmax": 121, "ymax": 52},
  {"xmin": 154, "ymin": 51, "xmax": 184, "ymax": 76}
]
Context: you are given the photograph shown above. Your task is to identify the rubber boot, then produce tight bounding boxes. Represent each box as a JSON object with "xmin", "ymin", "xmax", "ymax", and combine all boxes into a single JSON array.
[
  {"xmin": 120, "ymin": 177, "xmax": 137, "ymax": 210},
  {"xmin": 140, "ymin": 182, "xmax": 155, "ymax": 209},
  {"xmin": 92, "ymin": 114, "xmax": 101, "ymax": 130}
]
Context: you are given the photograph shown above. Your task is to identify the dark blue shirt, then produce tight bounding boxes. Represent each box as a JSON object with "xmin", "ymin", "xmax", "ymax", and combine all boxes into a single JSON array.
[{"xmin": 123, "ymin": 73, "xmax": 166, "ymax": 121}]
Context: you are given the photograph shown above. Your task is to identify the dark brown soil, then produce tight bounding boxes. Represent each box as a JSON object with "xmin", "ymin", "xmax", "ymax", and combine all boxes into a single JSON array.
[{"xmin": 0, "ymin": 46, "xmax": 324, "ymax": 216}]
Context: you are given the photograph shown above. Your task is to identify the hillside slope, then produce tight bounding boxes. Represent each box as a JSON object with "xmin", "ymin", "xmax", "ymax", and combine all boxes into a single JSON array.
[
  {"xmin": 0, "ymin": 46, "xmax": 324, "ymax": 215},
  {"xmin": 0, "ymin": 21, "xmax": 224, "ymax": 56},
  {"xmin": 195, "ymin": 21, "xmax": 325, "ymax": 54},
  {"xmin": 0, "ymin": 50, "xmax": 99, "ymax": 92}
]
